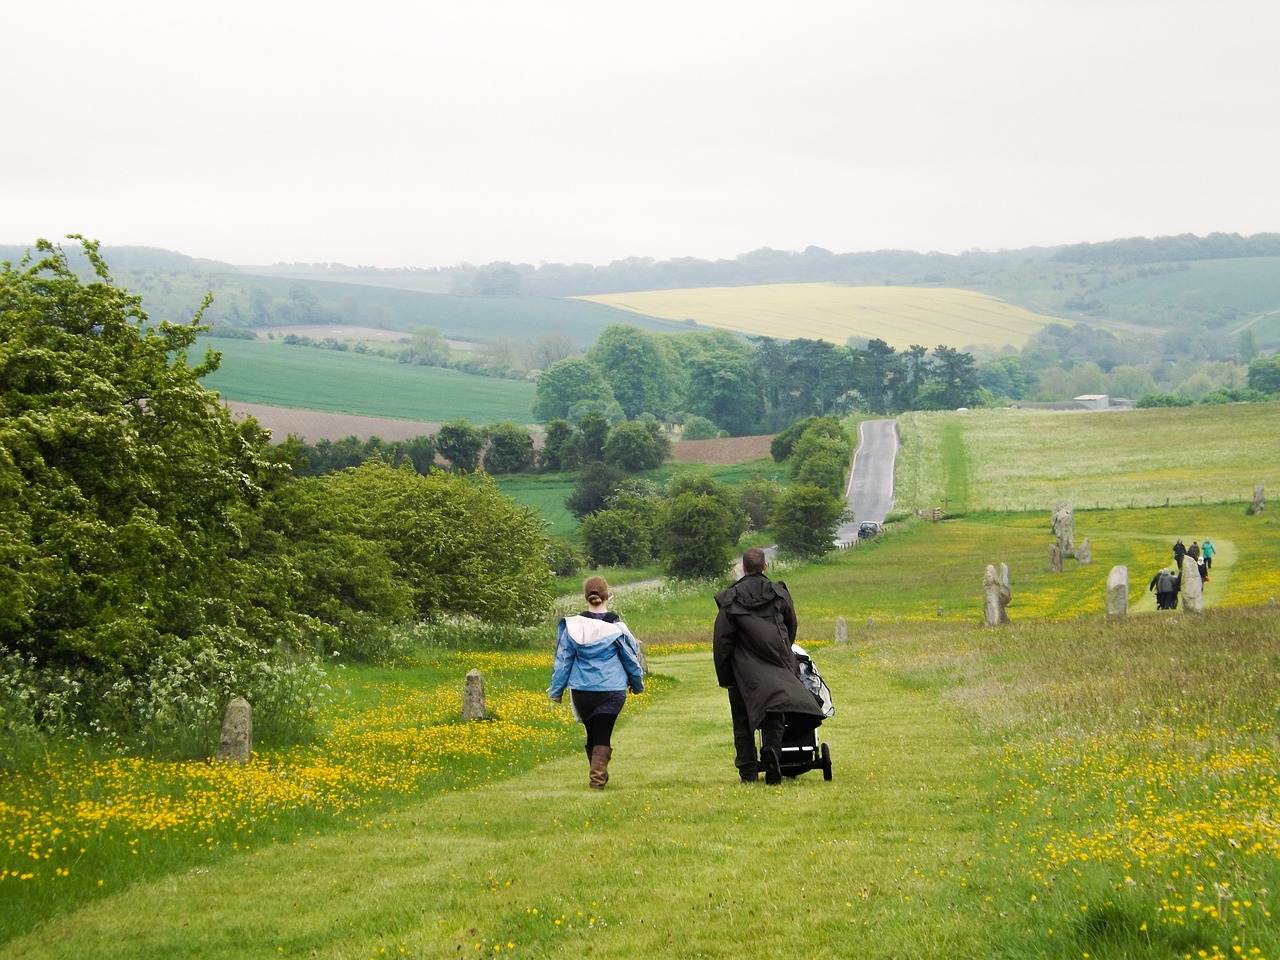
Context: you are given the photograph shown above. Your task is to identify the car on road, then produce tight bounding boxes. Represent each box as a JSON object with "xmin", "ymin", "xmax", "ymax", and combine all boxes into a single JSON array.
[{"xmin": 857, "ymin": 521, "xmax": 880, "ymax": 540}]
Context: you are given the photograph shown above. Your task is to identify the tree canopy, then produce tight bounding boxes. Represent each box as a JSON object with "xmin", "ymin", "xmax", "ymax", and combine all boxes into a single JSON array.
[{"xmin": 1, "ymin": 240, "xmax": 560, "ymax": 744}]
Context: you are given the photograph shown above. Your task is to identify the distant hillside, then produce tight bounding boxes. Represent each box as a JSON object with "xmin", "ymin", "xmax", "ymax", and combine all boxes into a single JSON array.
[{"xmin": 6, "ymin": 232, "xmax": 1280, "ymax": 353}]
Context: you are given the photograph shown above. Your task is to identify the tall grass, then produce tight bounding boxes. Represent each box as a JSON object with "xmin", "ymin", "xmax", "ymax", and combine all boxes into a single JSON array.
[{"xmin": 859, "ymin": 611, "xmax": 1280, "ymax": 960}]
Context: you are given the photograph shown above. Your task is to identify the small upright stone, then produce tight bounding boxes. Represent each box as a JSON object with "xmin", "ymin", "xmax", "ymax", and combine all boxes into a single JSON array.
[
  {"xmin": 834, "ymin": 616, "xmax": 848, "ymax": 645},
  {"xmin": 462, "ymin": 669, "xmax": 488, "ymax": 720},
  {"xmin": 1077, "ymin": 538, "xmax": 1092, "ymax": 565},
  {"xmin": 1049, "ymin": 543, "xmax": 1063, "ymax": 573},
  {"xmin": 1105, "ymin": 565, "xmax": 1129, "ymax": 616},
  {"xmin": 1254, "ymin": 484, "xmax": 1266, "ymax": 514},
  {"xmin": 216, "ymin": 697, "xmax": 252, "ymax": 764}
]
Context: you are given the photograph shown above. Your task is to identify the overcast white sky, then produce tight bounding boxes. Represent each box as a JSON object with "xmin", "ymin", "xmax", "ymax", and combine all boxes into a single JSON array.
[{"xmin": 5, "ymin": 1, "xmax": 1278, "ymax": 269}]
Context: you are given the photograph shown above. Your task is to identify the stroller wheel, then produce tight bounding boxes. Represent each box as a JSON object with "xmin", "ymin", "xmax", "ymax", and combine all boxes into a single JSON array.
[{"xmin": 820, "ymin": 742, "xmax": 833, "ymax": 781}]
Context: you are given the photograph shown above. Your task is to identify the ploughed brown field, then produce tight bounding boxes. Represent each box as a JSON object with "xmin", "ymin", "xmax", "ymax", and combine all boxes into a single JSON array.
[
  {"xmin": 225, "ymin": 403, "xmax": 443, "ymax": 443},
  {"xmin": 668, "ymin": 434, "xmax": 773, "ymax": 464},
  {"xmin": 226, "ymin": 402, "xmax": 773, "ymax": 466}
]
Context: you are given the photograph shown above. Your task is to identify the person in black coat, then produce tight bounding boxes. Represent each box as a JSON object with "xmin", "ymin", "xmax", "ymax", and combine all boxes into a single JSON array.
[
  {"xmin": 713, "ymin": 548, "xmax": 824, "ymax": 784},
  {"xmin": 1148, "ymin": 566, "xmax": 1179, "ymax": 610}
]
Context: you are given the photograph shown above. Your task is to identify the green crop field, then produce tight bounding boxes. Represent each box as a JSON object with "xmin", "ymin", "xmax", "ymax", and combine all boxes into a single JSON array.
[
  {"xmin": 199, "ymin": 337, "xmax": 536, "ymax": 423},
  {"xmin": 578, "ymin": 282, "xmax": 1068, "ymax": 350}
]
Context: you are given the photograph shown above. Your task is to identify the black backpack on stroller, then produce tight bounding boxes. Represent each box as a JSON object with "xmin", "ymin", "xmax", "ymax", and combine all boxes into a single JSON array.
[{"xmin": 779, "ymin": 644, "xmax": 835, "ymax": 780}]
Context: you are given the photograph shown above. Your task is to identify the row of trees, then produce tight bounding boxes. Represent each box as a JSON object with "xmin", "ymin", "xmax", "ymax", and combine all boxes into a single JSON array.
[
  {"xmin": 280, "ymin": 412, "xmax": 671, "ymax": 478},
  {"xmin": 533, "ymin": 324, "xmax": 984, "ymax": 436},
  {"xmin": 0, "ymin": 241, "xmax": 553, "ymax": 748}
]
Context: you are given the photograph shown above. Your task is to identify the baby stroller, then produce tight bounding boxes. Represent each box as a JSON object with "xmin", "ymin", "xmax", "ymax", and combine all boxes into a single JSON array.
[{"xmin": 778, "ymin": 644, "xmax": 835, "ymax": 780}]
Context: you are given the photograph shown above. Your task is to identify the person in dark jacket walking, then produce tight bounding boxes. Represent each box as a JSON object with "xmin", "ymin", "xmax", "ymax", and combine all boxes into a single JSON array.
[
  {"xmin": 713, "ymin": 548, "xmax": 824, "ymax": 784},
  {"xmin": 1148, "ymin": 566, "xmax": 1179, "ymax": 610}
]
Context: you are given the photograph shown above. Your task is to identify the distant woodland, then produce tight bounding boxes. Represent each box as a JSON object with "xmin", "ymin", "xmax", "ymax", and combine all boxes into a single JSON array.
[{"xmin": 5, "ymin": 232, "xmax": 1280, "ymax": 414}]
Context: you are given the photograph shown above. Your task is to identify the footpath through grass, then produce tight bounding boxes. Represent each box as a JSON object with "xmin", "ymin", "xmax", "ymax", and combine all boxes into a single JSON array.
[{"xmin": 7, "ymin": 647, "xmax": 1006, "ymax": 959}]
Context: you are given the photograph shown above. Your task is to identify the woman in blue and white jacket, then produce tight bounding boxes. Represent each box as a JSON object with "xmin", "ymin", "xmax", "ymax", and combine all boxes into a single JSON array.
[{"xmin": 549, "ymin": 576, "xmax": 645, "ymax": 789}]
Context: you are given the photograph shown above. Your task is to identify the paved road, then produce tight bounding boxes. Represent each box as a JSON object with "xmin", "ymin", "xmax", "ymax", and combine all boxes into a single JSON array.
[{"xmin": 834, "ymin": 418, "xmax": 899, "ymax": 546}]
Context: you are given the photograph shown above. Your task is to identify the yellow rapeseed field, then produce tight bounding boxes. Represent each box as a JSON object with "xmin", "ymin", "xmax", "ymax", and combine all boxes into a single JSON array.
[{"xmin": 577, "ymin": 283, "xmax": 1061, "ymax": 349}]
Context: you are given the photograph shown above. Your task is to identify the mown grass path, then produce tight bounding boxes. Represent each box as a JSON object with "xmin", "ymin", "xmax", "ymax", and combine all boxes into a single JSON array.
[{"xmin": 8, "ymin": 647, "xmax": 1012, "ymax": 960}]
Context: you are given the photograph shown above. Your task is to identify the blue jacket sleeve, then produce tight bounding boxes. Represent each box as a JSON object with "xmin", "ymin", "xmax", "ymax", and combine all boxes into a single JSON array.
[
  {"xmin": 548, "ymin": 620, "xmax": 575, "ymax": 699},
  {"xmin": 617, "ymin": 632, "xmax": 645, "ymax": 694}
]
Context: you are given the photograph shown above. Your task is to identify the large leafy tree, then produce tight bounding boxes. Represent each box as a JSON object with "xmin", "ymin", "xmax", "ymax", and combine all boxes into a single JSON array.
[
  {"xmin": 435, "ymin": 420, "xmax": 485, "ymax": 471},
  {"xmin": 0, "ymin": 238, "xmax": 286, "ymax": 676},
  {"xmin": 927, "ymin": 345, "xmax": 982, "ymax": 409},
  {"xmin": 532, "ymin": 357, "xmax": 617, "ymax": 422},
  {"xmin": 587, "ymin": 324, "xmax": 680, "ymax": 419},
  {"xmin": 1247, "ymin": 355, "xmax": 1280, "ymax": 394},
  {"xmin": 482, "ymin": 421, "xmax": 536, "ymax": 474},
  {"xmin": 684, "ymin": 350, "xmax": 763, "ymax": 436}
]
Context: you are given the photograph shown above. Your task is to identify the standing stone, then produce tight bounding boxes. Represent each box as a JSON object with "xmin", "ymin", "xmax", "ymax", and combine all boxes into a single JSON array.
[
  {"xmin": 1077, "ymin": 538, "xmax": 1092, "ymax": 565},
  {"xmin": 1105, "ymin": 565, "xmax": 1129, "ymax": 616},
  {"xmin": 1254, "ymin": 484, "xmax": 1266, "ymax": 514},
  {"xmin": 983, "ymin": 563, "xmax": 1011, "ymax": 626},
  {"xmin": 834, "ymin": 617, "xmax": 848, "ymax": 644},
  {"xmin": 1049, "ymin": 543, "xmax": 1063, "ymax": 573},
  {"xmin": 216, "ymin": 697, "xmax": 252, "ymax": 764},
  {"xmin": 1180, "ymin": 555, "xmax": 1204, "ymax": 613},
  {"xmin": 462, "ymin": 668, "xmax": 488, "ymax": 720},
  {"xmin": 1052, "ymin": 502, "xmax": 1076, "ymax": 558}
]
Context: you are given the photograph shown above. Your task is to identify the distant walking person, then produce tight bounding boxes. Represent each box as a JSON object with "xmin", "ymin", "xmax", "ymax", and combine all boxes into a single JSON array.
[
  {"xmin": 1173, "ymin": 539, "xmax": 1187, "ymax": 569},
  {"xmin": 549, "ymin": 577, "xmax": 645, "ymax": 790},
  {"xmin": 1202, "ymin": 538, "xmax": 1216, "ymax": 571},
  {"xmin": 713, "ymin": 548, "xmax": 824, "ymax": 784},
  {"xmin": 1149, "ymin": 566, "xmax": 1179, "ymax": 610}
]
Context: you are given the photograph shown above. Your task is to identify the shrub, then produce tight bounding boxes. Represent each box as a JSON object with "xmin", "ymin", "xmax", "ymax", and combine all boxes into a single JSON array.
[
  {"xmin": 580, "ymin": 507, "xmax": 654, "ymax": 567},
  {"xmin": 681, "ymin": 415, "xmax": 722, "ymax": 440},
  {"xmin": 772, "ymin": 483, "xmax": 849, "ymax": 559},
  {"xmin": 603, "ymin": 420, "xmax": 671, "ymax": 472},
  {"xmin": 543, "ymin": 535, "xmax": 585, "ymax": 577},
  {"xmin": 658, "ymin": 492, "xmax": 735, "ymax": 580}
]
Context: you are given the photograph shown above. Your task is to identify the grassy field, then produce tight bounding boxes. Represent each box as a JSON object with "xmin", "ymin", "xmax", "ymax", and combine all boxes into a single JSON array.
[
  {"xmin": 895, "ymin": 403, "xmax": 1280, "ymax": 514},
  {"xmin": 5, "ymin": 521, "xmax": 1277, "ymax": 957},
  {"xmin": 199, "ymin": 338, "xmax": 536, "ymax": 423},
  {"xmin": 577, "ymin": 283, "xmax": 1070, "ymax": 350},
  {"xmin": 5, "ymin": 404, "xmax": 1280, "ymax": 958}
]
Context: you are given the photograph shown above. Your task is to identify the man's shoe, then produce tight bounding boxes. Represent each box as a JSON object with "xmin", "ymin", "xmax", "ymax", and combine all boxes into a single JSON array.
[
  {"xmin": 762, "ymin": 746, "xmax": 782, "ymax": 785},
  {"xmin": 739, "ymin": 771, "xmax": 759, "ymax": 783}
]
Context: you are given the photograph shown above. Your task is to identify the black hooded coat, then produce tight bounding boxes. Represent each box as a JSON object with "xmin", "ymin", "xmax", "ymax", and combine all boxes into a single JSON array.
[{"xmin": 713, "ymin": 572, "xmax": 824, "ymax": 730}]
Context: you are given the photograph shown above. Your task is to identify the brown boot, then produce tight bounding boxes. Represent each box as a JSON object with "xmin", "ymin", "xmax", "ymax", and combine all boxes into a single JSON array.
[{"xmin": 589, "ymin": 745, "xmax": 612, "ymax": 789}]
